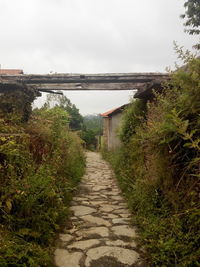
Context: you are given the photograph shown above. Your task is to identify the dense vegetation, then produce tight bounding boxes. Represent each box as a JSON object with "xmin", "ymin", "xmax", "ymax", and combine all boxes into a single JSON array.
[
  {"xmin": 103, "ymin": 55, "xmax": 200, "ymax": 266},
  {"xmin": 45, "ymin": 95, "xmax": 103, "ymax": 150},
  {"xmin": 44, "ymin": 94, "xmax": 84, "ymax": 131},
  {"xmin": 0, "ymin": 89, "xmax": 85, "ymax": 266},
  {"xmin": 81, "ymin": 114, "xmax": 103, "ymax": 150}
]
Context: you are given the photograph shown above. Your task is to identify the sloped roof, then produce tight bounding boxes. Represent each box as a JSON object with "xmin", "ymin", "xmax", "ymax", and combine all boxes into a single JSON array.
[
  {"xmin": 101, "ymin": 108, "xmax": 118, "ymax": 117},
  {"xmin": 101, "ymin": 104, "xmax": 128, "ymax": 117},
  {"xmin": 0, "ymin": 69, "xmax": 23, "ymax": 75}
]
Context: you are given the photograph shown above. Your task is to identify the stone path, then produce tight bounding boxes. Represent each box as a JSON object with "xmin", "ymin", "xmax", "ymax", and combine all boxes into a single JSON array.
[{"xmin": 54, "ymin": 152, "xmax": 145, "ymax": 267}]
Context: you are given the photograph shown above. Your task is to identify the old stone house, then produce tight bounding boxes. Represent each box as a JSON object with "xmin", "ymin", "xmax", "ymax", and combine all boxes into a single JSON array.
[{"xmin": 101, "ymin": 104, "xmax": 128, "ymax": 151}]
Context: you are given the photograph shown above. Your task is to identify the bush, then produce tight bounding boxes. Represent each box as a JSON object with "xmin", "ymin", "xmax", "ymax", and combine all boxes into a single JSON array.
[
  {"xmin": 0, "ymin": 103, "xmax": 85, "ymax": 265},
  {"xmin": 105, "ymin": 56, "xmax": 200, "ymax": 266}
]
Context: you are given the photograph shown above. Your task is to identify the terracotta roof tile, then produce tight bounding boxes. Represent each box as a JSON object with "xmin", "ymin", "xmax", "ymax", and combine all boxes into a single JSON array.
[
  {"xmin": 100, "ymin": 108, "xmax": 118, "ymax": 117},
  {"xmin": 100, "ymin": 104, "xmax": 128, "ymax": 117},
  {"xmin": 0, "ymin": 69, "xmax": 23, "ymax": 75}
]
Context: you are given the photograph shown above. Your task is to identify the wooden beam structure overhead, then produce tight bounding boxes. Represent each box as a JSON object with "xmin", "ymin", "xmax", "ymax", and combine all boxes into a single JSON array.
[{"xmin": 0, "ymin": 72, "xmax": 169, "ymax": 91}]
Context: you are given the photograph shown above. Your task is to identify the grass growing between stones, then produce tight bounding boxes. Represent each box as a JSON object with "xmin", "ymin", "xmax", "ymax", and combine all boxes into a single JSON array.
[
  {"xmin": 0, "ymin": 93, "xmax": 85, "ymax": 266},
  {"xmin": 103, "ymin": 55, "xmax": 200, "ymax": 266}
]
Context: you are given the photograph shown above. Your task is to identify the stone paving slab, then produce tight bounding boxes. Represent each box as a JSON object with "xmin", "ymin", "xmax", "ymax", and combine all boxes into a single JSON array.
[
  {"xmin": 70, "ymin": 206, "xmax": 97, "ymax": 216},
  {"xmin": 54, "ymin": 152, "xmax": 145, "ymax": 267},
  {"xmin": 85, "ymin": 246, "xmax": 140, "ymax": 267},
  {"xmin": 54, "ymin": 249, "xmax": 83, "ymax": 267}
]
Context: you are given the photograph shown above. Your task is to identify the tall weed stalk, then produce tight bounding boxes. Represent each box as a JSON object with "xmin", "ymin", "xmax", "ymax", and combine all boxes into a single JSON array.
[
  {"xmin": 105, "ymin": 56, "xmax": 200, "ymax": 266},
  {"xmin": 0, "ymin": 105, "xmax": 85, "ymax": 266}
]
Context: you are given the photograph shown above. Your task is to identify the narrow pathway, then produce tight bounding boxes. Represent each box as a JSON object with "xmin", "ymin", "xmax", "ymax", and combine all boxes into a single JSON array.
[{"xmin": 54, "ymin": 152, "xmax": 145, "ymax": 267}]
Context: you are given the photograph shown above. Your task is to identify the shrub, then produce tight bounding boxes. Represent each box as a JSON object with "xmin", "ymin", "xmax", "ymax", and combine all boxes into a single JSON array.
[
  {"xmin": 106, "ymin": 56, "xmax": 200, "ymax": 266},
  {"xmin": 0, "ymin": 103, "xmax": 85, "ymax": 265}
]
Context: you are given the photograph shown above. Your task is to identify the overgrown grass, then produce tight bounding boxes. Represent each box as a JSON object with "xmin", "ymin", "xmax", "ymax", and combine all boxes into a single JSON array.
[
  {"xmin": 103, "ymin": 56, "xmax": 200, "ymax": 266},
  {"xmin": 0, "ymin": 105, "xmax": 85, "ymax": 266}
]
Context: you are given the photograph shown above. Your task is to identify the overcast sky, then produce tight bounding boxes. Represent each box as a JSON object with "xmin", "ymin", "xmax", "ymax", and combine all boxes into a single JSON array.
[{"xmin": 0, "ymin": 0, "xmax": 198, "ymax": 115}]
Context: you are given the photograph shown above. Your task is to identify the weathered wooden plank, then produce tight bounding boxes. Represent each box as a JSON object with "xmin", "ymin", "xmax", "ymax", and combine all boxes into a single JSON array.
[
  {"xmin": 0, "ymin": 73, "xmax": 169, "ymax": 85},
  {"xmin": 33, "ymin": 82, "xmax": 145, "ymax": 91},
  {"xmin": 0, "ymin": 73, "xmax": 169, "ymax": 91}
]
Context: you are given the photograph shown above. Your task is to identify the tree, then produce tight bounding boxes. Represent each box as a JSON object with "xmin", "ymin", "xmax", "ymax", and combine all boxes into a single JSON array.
[
  {"xmin": 81, "ymin": 128, "xmax": 97, "ymax": 150},
  {"xmin": 66, "ymin": 103, "xmax": 83, "ymax": 131},
  {"xmin": 44, "ymin": 94, "xmax": 83, "ymax": 131},
  {"xmin": 83, "ymin": 115, "xmax": 103, "ymax": 135},
  {"xmin": 81, "ymin": 115, "xmax": 103, "ymax": 150},
  {"xmin": 181, "ymin": 0, "xmax": 200, "ymax": 35}
]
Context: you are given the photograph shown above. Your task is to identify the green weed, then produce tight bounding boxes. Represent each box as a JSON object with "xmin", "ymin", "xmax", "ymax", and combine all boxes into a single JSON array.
[
  {"xmin": 0, "ymin": 98, "xmax": 85, "ymax": 266},
  {"xmin": 104, "ymin": 56, "xmax": 200, "ymax": 266}
]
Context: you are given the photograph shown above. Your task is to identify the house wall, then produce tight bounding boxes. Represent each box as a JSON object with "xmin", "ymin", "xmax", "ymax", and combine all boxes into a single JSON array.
[
  {"xmin": 103, "ymin": 112, "xmax": 123, "ymax": 151},
  {"xmin": 108, "ymin": 113, "xmax": 122, "ymax": 150},
  {"xmin": 103, "ymin": 117, "xmax": 109, "ymax": 149}
]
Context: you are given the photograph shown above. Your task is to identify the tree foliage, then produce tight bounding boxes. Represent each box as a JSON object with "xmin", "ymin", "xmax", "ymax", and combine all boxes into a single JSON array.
[
  {"xmin": 83, "ymin": 115, "xmax": 103, "ymax": 136},
  {"xmin": 81, "ymin": 115, "xmax": 103, "ymax": 150},
  {"xmin": 45, "ymin": 94, "xmax": 83, "ymax": 131},
  {"xmin": 181, "ymin": 0, "xmax": 200, "ymax": 35}
]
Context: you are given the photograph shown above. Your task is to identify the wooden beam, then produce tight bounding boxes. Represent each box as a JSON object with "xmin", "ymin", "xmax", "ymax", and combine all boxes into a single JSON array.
[
  {"xmin": 33, "ymin": 82, "xmax": 145, "ymax": 91},
  {"xmin": 0, "ymin": 72, "xmax": 169, "ymax": 91},
  {"xmin": 0, "ymin": 73, "xmax": 169, "ymax": 83}
]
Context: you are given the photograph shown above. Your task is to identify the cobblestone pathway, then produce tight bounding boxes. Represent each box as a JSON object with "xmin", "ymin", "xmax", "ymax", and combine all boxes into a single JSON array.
[{"xmin": 54, "ymin": 152, "xmax": 145, "ymax": 267}]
